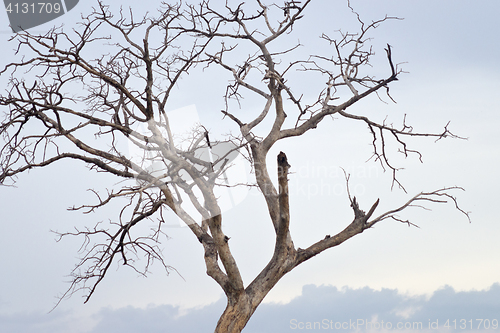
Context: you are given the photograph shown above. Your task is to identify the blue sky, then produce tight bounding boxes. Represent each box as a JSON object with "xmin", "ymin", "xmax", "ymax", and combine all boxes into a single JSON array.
[
  {"xmin": 3, "ymin": 284, "xmax": 500, "ymax": 333},
  {"xmin": 1, "ymin": 0, "xmax": 500, "ymax": 332}
]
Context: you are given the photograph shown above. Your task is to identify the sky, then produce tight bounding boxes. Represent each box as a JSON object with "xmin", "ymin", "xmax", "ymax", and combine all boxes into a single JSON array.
[{"xmin": 1, "ymin": 0, "xmax": 500, "ymax": 332}]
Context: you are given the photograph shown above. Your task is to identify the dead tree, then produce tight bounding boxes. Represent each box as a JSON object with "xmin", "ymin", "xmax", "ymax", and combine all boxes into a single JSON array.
[{"xmin": 0, "ymin": 1, "xmax": 469, "ymax": 332}]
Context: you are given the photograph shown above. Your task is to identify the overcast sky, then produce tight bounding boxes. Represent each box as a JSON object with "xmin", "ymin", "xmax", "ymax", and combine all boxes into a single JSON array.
[{"xmin": 1, "ymin": 0, "xmax": 500, "ymax": 332}]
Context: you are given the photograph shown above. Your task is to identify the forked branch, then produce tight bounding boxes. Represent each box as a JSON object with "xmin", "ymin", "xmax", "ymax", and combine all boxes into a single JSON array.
[{"xmin": 294, "ymin": 186, "xmax": 469, "ymax": 268}]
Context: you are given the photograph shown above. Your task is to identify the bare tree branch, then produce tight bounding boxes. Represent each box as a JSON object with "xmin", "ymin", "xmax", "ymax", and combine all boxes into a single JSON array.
[{"xmin": 0, "ymin": 1, "xmax": 470, "ymax": 332}]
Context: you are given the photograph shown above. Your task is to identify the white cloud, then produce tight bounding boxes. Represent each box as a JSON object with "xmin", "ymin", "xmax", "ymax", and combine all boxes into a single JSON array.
[{"xmin": 3, "ymin": 284, "xmax": 499, "ymax": 333}]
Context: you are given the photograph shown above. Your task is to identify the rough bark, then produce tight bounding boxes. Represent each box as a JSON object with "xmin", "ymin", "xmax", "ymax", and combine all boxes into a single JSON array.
[
  {"xmin": 0, "ymin": 1, "xmax": 470, "ymax": 332},
  {"xmin": 215, "ymin": 293, "xmax": 253, "ymax": 333}
]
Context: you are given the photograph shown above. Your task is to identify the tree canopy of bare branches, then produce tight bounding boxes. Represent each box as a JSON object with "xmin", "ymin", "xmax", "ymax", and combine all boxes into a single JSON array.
[{"xmin": 0, "ymin": 1, "xmax": 469, "ymax": 332}]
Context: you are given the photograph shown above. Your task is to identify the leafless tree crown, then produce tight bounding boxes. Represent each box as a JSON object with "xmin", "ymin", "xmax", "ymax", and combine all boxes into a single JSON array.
[{"xmin": 0, "ymin": 1, "xmax": 469, "ymax": 332}]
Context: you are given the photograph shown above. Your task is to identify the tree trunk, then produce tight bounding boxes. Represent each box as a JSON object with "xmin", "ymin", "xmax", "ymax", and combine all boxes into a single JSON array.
[{"xmin": 214, "ymin": 293, "xmax": 254, "ymax": 333}]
